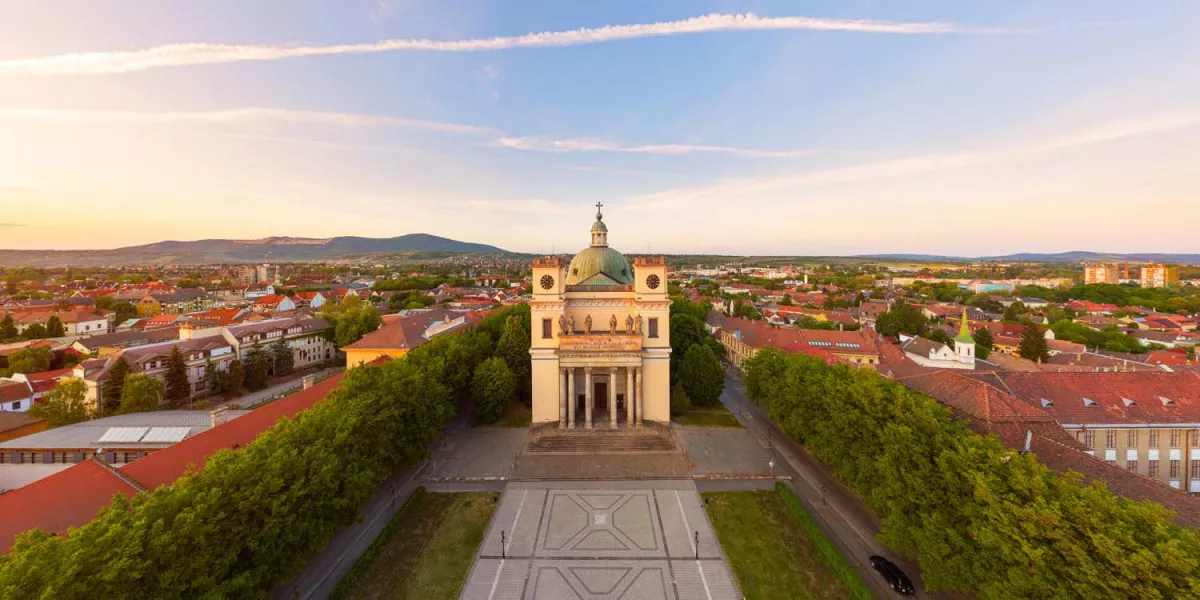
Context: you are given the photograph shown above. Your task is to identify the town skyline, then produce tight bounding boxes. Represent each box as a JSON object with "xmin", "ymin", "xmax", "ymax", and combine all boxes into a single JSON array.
[{"xmin": 3, "ymin": 1, "xmax": 1200, "ymax": 254}]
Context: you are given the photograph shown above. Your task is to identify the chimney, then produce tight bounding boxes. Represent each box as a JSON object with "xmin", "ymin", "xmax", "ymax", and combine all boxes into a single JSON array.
[
  {"xmin": 210, "ymin": 405, "xmax": 229, "ymax": 428},
  {"xmin": 302, "ymin": 374, "xmax": 315, "ymax": 389}
]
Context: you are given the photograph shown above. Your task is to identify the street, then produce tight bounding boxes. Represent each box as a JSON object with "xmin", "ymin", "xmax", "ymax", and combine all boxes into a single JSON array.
[{"xmin": 719, "ymin": 365, "xmax": 936, "ymax": 600}]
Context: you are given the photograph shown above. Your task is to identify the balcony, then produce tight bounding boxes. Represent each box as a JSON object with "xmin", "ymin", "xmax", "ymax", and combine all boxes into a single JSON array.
[{"xmin": 565, "ymin": 284, "xmax": 634, "ymax": 293}]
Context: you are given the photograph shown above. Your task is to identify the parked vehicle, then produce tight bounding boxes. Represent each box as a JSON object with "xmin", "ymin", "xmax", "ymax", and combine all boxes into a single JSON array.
[{"xmin": 869, "ymin": 555, "xmax": 915, "ymax": 595}]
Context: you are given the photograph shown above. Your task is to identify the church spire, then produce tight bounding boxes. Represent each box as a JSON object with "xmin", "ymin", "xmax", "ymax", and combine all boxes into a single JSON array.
[{"xmin": 955, "ymin": 308, "xmax": 974, "ymax": 344}]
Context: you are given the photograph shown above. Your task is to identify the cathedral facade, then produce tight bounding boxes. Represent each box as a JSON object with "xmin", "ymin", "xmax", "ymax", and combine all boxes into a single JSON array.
[{"xmin": 529, "ymin": 205, "xmax": 671, "ymax": 427}]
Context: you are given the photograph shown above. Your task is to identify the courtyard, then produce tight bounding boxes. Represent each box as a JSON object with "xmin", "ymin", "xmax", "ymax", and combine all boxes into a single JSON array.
[{"xmin": 460, "ymin": 480, "xmax": 741, "ymax": 600}]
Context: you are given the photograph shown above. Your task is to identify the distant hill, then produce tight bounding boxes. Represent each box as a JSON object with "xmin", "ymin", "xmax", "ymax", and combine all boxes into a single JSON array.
[
  {"xmin": 856, "ymin": 251, "xmax": 1200, "ymax": 265},
  {"xmin": 0, "ymin": 234, "xmax": 510, "ymax": 267}
]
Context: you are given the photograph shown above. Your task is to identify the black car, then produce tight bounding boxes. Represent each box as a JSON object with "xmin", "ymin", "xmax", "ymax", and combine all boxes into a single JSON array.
[{"xmin": 869, "ymin": 555, "xmax": 915, "ymax": 595}]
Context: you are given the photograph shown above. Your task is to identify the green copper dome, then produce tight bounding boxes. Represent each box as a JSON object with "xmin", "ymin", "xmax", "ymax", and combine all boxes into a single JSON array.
[
  {"xmin": 567, "ymin": 202, "xmax": 631, "ymax": 286},
  {"xmin": 566, "ymin": 247, "xmax": 633, "ymax": 286},
  {"xmin": 954, "ymin": 308, "xmax": 975, "ymax": 344}
]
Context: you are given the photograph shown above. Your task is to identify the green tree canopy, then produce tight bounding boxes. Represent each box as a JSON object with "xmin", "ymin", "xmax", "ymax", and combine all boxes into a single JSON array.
[
  {"xmin": 1017, "ymin": 323, "xmax": 1049, "ymax": 363},
  {"xmin": 875, "ymin": 302, "xmax": 927, "ymax": 337},
  {"xmin": 270, "ymin": 341, "xmax": 294, "ymax": 377},
  {"xmin": 245, "ymin": 346, "xmax": 270, "ymax": 391},
  {"xmin": 495, "ymin": 315, "xmax": 531, "ymax": 402},
  {"xmin": 470, "ymin": 356, "xmax": 515, "ymax": 425},
  {"xmin": 5, "ymin": 345, "xmax": 53, "ymax": 377},
  {"xmin": 45, "ymin": 316, "xmax": 65, "ymax": 338},
  {"xmin": 28, "ymin": 377, "xmax": 90, "ymax": 428},
  {"xmin": 973, "ymin": 327, "xmax": 993, "ymax": 360},
  {"xmin": 678, "ymin": 344, "xmax": 725, "ymax": 406},
  {"xmin": 0, "ymin": 314, "xmax": 16, "ymax": 339},
  {"xmin": 119, "ymin": 373, "xmax": 164, "ymax": 414},
  {"xmin": 669, "ymin": 380, "xmax": 691, "ymax": 416},
  {"xmin": 220, "ymin": 359, "xmax": 245, "ymax": 395},
  {"xmin": 99, "ymin": 357, "xmax": 131, "ymax": 414},
  {"xmin": 164, "ymin": 347, "xmax": 190, "ymax": 402}
]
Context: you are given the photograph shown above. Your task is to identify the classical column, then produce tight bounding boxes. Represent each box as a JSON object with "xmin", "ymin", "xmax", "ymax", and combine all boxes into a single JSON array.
[
  {"xmin": 635, "ymin": 367, "xmax": 644, "ymax": 426},
  {"xmin": 567, "ymin": 368, "xmax": 576, "ymax": 429},
  {"xmin": 584, "ymin": 367, "xmax": 593, "ymax": 429},
  {"xmin": 609, "ymin": 368, "xmax": 618, "ymax": 428},
  {"xmin": 558, "ymin": 367, "xmax": 567, "ymax": 428},
  {"xmin": 625, "ymin": 367, "xmax": 634, "ymax": 427}
]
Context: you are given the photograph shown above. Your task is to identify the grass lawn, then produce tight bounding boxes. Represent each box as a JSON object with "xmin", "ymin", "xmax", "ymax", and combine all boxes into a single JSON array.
[
  {"xmin": 491, "ymin": 400, "xmax": 532, "ymax": 428},
  {"xmin": 333, "ymin": 489, "xmax": 498, "ymax": 600},
  {"xmin": 673, "ymin": 406, "xmax": 742, "ymax": 427},
  {"xmin": 703, "ymin": 489, "xmax": 860, "ymax": 600}
]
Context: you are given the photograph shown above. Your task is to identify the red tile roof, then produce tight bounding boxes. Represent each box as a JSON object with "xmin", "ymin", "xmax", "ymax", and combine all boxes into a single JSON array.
[
  {"xmin": 0, "ymin": 459, "xmax": 138, "ymax": 553},
  {"xmin": 997, "ymin": 371, "xmax": 1200, "ymax": 424},
  {"xmin": 253, "ymin": 295, "xmax": 287, "ymax": 305},
  {"xmin": 120, "ymin": 373, "xmax": 347, "ymax": 490},
  {"xmin": 896, "ymin": 370, "xmax": 1054, "ymax": 422}
]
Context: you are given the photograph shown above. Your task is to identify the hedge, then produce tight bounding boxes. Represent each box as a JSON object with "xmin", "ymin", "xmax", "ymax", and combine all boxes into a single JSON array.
[{"xmin": 744, "ymin": 348, "xmax": 1199, "ymax": 599}]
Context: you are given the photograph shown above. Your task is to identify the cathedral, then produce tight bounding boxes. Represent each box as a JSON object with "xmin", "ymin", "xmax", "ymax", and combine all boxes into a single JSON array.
[{"xmin": 529, "ymin": 204, "xmax": 671, "ymax": 427}]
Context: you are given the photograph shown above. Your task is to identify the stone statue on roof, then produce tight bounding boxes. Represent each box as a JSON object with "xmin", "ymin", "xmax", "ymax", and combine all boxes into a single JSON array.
[
  {"xmin": 584, "ymin": 314, "xmax": 592, "ymax": 334},
  {"xmin": 625, "ymin": 314, "xmax": 634, "ymax": 332},
  {"xmin": 559, "ymin": 314, "xmax": 569, "ymax": 335},
  {"xmin": 609, "ymin": 314, "xmax": 618, "ymax": 334}
]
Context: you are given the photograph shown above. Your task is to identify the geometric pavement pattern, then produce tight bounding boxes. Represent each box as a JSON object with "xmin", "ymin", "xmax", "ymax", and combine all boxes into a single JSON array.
[{"xmin": 461, "ymin": 481, "xmax": 740, "ymax": 600}]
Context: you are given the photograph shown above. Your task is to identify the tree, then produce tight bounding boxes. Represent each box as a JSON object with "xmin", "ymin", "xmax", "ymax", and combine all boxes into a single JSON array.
[
  {"xmin": 119, "ymin": 374, "xmax": 164, "ymax": 414},
  {"xmin": 670, "ymin": 381, "xmax": 691, "ymax": 416},
  {"xmin": 221, "ymin": 359, "xmax": 245, "ymax": 395},
  {"xmin": 1018, "ymin": 323, "xmax": 1049, "ymax": 362},
  {"xmin": 0, "ymin": 314, "xmax": 16, "ymax": 339},
  {"xmin": 875, "ymin": 302, "xmax": 927, "ymax": 337},
  {"xmin": 678, "ymin": 345, "xmax": 724, "ymax": 406},
  {"xmin": 779, "ymin": 294, "xmax": 793, "ymax": 306},
  {"xmin": 1003, "ymin": 301, "xmax": 1028, "ymax": 322},
  {"xmin": 245, "ymin": 346, "xmax": 270, "ymax": 391},
  {"xmin": 495, "ymin": 315, "xmax": 531, "ymax": 402},
  {"xmin": 5, "ymin": 345, "xmax": 53, "ymax": 376},
  {"xmin": 111, "ymin": 301, "xmax": 138, "ymax": 324},
  {"xmin": 100, "ymin": 357, "xmax": 132, "ymax": 414},
  {"xmin": 203, "ymin": 358, "xmax": 221, "ymax": 394},
  {"xmin": 669, "ymin": 313, "xmax": 708, "ymax": 376},
  {"xmin": 270, "ymin": 341, "xmax": 294, "ymax": 377},
  {"xmin": 471, "ymin": 357, "xmax": 514, "ymax": 425},
  {"xmin": 973, "ymin": 327, "xmax": 993, "ymax": 360},
  {"xmin": 94, "ymin": 295, "xmax": 115, "ymax": 310},
  {"xmin": 164, "ymin": 346, "xmax": 190, "ymax": 402},
  {"xmin": 323, "ymin": 297, "xmax": 382, "ymax": 347},
  {"xmin": 732, "ymin": 300, "xmax": 761, "ymax": 320},
  {"xmin": 28, "ymin": 377, "xmax": 90, "ymax": 428},
  {"xmin": 22, "ymin": 323, "xmax": 47, "ymax": 339},
  {"xmin": 923, "ymin": 329, "xmax": 952, "ymax": 345},
  {"xmin": 45, "ymin": 316, "xmax": 65, "ymax": 338}
]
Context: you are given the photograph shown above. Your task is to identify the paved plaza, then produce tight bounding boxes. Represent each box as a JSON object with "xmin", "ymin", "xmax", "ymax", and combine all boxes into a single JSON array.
[{"xmin": 461, "ymin": 480, "xmax": 740, "ymax": 600}]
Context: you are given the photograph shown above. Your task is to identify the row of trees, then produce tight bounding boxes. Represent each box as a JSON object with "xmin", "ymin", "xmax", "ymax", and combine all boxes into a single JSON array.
[
  {"xmin": 471, "ymin": 305, "xmax": 531, "ymax": 425},
  {"xmin": 0, "ymin": 314, "xmax": 66, "ymax": 342},
  {"xmin": 743, "ymin": 348, "xmax": 1200, "ymax": 598},
  {"xmin": 0, "ymin": 307, "xmax": 533, "ymax": 598}
]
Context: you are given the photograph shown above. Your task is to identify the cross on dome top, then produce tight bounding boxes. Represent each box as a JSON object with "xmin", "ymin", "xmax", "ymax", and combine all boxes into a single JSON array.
[{"xmin": 595, "ymin": 201, "xmax": 604, "ymax": 221}]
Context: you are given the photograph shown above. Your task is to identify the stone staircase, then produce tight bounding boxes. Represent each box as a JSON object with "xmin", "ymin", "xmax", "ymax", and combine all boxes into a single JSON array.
[{"xmin": 524, "ymin": 424, "xmax": 680, "ymax": 455}]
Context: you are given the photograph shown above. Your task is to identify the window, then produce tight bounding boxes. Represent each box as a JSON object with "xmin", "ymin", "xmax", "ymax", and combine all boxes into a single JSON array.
[
  {"xmin": 1149, "ymin": 430, "xmax": 1160, "ymax": 447},
  {"xmin": 1083, "ymin": 430, "xmax": 1095, "ymax": 448},
  {"xmin": 1148, "ymin": 460, "xmax": 1159, "ymax": 478},
  {"xmin": 1105, "ymin": 430, "xmax": 1116, "ymax": 449},
  {"xmin": 12, "ymin": 401, "xmax": 20, "ymax": 410},
  {"xmin": 1169, "ymin": 460, "xmax": 1180, "ymax": 479},
  {"xmin": 1191, "ymin": 459, "xmax": 1200, "ymax": 479},
  {"xmin": 1127, "ymin": 430, "xmax": 1137, "ymax": 446},
  {"xmin": 542, "ymin": 318, "xmax": 552, "ymax": 339},
  {"xmin": 1126, "ymin": 459, "xmax": 1138, "ymax": 471},
  {"xmin": 1169, "ymin": 430, "xmax": 1180, "ymax": 448},
  {"xmin": 648, "ymin": 318, "xmax": 659, "ymax": 339}
]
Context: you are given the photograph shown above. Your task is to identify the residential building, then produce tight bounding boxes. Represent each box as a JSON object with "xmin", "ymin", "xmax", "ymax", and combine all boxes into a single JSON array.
[
  {"xmin": 1083, "ymin": 263, "xmax": 1120, "ymax": 285},
  {"xmin": 77, "ymin": 337, "xmax": 238, "ymax": 408},
  {"xmin": 901, "ymin": 310, "xmax": 976, "ymax": 370},
  {"xmin": 997, "ymin": 371, "xmax": 1200, "ymax": 494},
  {"xmin": 290, "ymin": 291, "xmax": 327, "ymax": 310},
  {"xmin": 1140, "ymin": 264, "xmax": 1180, "ymax": 289},
  {"xmin": 0, "ymin": 382, "xmax": 32, "ymax": 413},
  {"xmin": 221, "ymin": 317, "xmax": 335, "ymax": 369},
  {"xmin": 343, "ymin": 308, "xmax": 482, "ymax": 366},
  {"xmin": 251, "ymin": 295, "xmax": 296, "ymax": 314}
]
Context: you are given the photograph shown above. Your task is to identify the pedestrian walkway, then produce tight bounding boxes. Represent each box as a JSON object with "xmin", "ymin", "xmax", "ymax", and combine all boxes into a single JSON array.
[
  {"xmin": 217, "ymin": 367, "xmax": 341, "ymax": 410},
  {"xmin": 460, "ymin": 480, "xmax": 740, "ymax": 600}
]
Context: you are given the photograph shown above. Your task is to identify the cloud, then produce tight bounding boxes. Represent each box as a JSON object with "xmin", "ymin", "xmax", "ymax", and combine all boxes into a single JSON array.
[
  {"xmin": 629, "ymin": 107, "xmax": 1200, "ymax": 208},
  {"xmin": 496, "ymin": 136, "xmax": 817, "ymax": 158},
  {"xmin": 0, "ymin": 13, "xmax": 1022, "ymax": 76},
  {"xmin": 0, "ymin": 223, "xmax": 24, "ymax": 228},
  {"xmin": 0, "ymin": 107, "xmax": 494, "ymax": 134}
]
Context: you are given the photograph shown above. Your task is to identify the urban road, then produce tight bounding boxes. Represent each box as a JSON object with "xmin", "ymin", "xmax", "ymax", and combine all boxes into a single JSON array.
[{"xmin": 720, "ymin": 364, "xmax": 938, "ymax": 600}]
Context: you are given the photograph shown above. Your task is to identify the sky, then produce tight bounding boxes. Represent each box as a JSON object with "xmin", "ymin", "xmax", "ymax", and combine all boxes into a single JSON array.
[{"xmin": 0, "ymin": 1, "xmax": 1198, "ymax": 256}]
